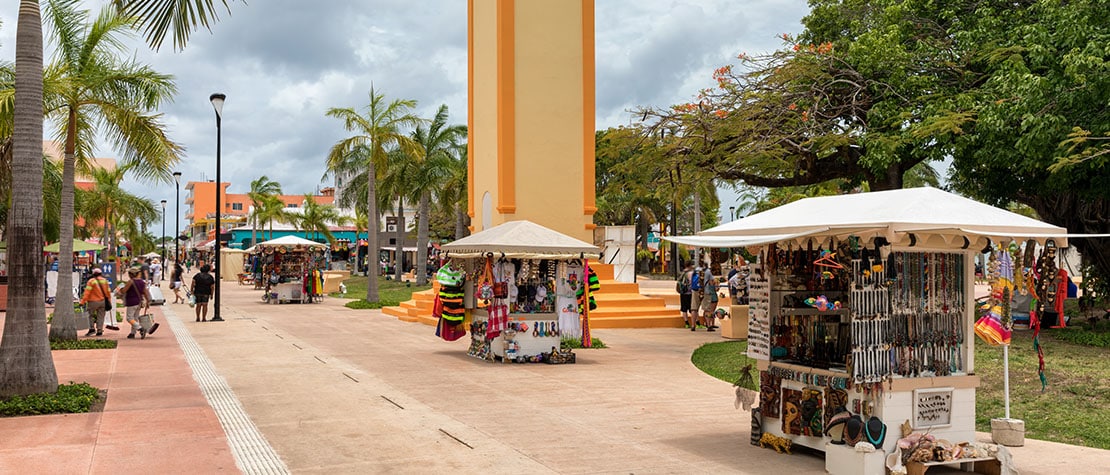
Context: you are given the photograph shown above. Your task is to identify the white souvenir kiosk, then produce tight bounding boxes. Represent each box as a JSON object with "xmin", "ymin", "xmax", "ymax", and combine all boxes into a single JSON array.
[
  {"xmin": 440, "ymin": 221, "xmax": 601, "ymax": 363},
  {"xmin": 668, "ymin": 188, "xmax": 1066, "ymax": 474},
  {"xmin": 253, "ymin": 236, "xmax": 328, "ymax": 304}
]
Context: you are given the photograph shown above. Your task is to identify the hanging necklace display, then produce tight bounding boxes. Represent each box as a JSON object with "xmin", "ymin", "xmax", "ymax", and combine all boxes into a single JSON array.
[{"xmin": 885, "ymin": 252, "xmax": 965, "ymax": 379}]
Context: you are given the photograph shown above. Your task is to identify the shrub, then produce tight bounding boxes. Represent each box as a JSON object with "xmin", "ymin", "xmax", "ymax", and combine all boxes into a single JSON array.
[
  {"xmin": 345, "ymin": 299, "xmax": 400, "ymax": 309},
  {"xmin": 50, "ymin": 339, "xmax": 118, "ymax": 350},
  {"xmin": 561, "ymin": 337, "xmax": 606, "ymax": 349},
  {"xmin": 0, "ymin": 382, "xmax": 101, "ymax": 417}
]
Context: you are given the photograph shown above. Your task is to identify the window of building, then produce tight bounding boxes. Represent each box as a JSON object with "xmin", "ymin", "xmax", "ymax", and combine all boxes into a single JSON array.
[
  {"xmin": 286, "ymin": 203, "xmax": 298, "ymax": 208},
  {"xmin": 231, "ymin": 203, "xmax": 243, "ymax": 211}
]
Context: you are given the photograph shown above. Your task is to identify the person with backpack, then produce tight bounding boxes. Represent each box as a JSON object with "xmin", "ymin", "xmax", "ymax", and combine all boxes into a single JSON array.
[
  {"xmin": 676, "ymin": 263, "xmax": 695, "ymax": 330},
  {"xmin": 700, "ymin": 277, "xmax": 721, "ymax": 331},
  {"xmin": 78, "ymin": 268, "xmax": 113, "ymax": 336},
  {"xmin": 689, "ymin": 264, "xmax": 708, "ymax": 328}
]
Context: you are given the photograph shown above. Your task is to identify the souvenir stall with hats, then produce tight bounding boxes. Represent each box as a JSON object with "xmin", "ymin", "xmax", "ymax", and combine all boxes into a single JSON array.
[
  {"xmin": 252, "ymin": 235, "xmax": 328, "ymax": 304},
  {"xmin": 437, "ymin": 220, "xmax": 602, "ymax": 364},
  {"xmin": 668, "ymin": 188, "xmax": 1065, "ymax": 475}
]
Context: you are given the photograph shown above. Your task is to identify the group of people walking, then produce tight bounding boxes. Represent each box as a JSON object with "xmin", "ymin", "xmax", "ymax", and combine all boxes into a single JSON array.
[
  {"xmin": 76, "ymin": 258, "xmax": 218, "ymax": 338},
  {"xmin": 676, "ymin": 261, "xmax": 751, "ymax": 331},
  {"xmin": 677, "ymin": 263, "xmax": 722, "ymax": 331}
]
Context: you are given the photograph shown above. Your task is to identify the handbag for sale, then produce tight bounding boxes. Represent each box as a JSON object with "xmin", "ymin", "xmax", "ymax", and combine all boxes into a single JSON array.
[
  {"xmin": 493, "ymin": 281, "xmax": 508, "ymax": 298},
  {"xmin": 476, "ymin": 258, "xmax": 495, "ymax": 301}
]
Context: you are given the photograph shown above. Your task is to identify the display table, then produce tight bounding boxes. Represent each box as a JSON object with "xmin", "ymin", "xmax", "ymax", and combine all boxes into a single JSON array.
[
  {"xmin": 473, "ymin": 309, "xmax": 563, "ymax": 361},
  {"xmin": 721, "ymin": 305, "xmax": 749, "ymax": 339},
  {"xmin": 268, "ymin": 281, "xmax": 304, "ymax": 304}
]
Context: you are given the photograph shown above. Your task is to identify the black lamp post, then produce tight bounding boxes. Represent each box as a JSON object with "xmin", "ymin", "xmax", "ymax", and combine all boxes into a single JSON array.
[
  {"xmin": 161, "ymin": 199, "xmax": 167, "ymax": 279},
  {"xmin": 173, "ymin": 171, "xmax": 181, "ymax": 269},
  {"xmin": 729, "ymin": 206, "xmax": 735, "ymax": 223},
  {"xmin": 210, "ymin": 92, "xmax": 226, "ymax": 322}
]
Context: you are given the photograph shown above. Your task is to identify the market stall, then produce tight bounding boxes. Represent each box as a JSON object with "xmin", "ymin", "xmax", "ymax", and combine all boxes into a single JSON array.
[
  {"xmin": 439, "ymin": 220, "xmax": 602, "ymax": 364},
  {"xmin": 252, "ymin": 235, "xmax": 328, "ymax": 304},
  {"xmin": 667, "ymin": 188, "xmax": 1065, "ymax": 475}
]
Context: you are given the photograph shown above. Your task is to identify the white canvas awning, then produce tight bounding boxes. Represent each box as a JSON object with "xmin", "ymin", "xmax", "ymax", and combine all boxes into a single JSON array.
[
  {"xmin": 679, "ymin": 187, "xmax": 1069, "ymax": 249},
  {"xmin": 254, "ymin": 235, "xmax": 328, "ymax": 249},
  {"xmin": 441, "ymin": 220, "xmax": 601, "ymax": 259}
]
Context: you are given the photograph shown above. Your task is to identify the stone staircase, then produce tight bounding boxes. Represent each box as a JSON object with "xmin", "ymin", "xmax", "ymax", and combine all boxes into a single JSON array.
[{"xmin": 382, "ymin": 263, "xmax": 684, "ymax": 328}]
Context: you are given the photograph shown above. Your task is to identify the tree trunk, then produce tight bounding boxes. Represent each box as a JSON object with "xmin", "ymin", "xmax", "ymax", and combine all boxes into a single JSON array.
[
  {"xmin": 415, "ymin": 192, "xmax": 430, "ymax": 286},
  {"xmin": 454, "ymin": 203, "xmax": 467, "ymax": 239},
  {"xmin": 868, "ymin": 164, "xmax": 905, "ymax": 191},
  {"xmin": 251, "ymin": 214, "xmax": 257, "ymax": 248},
  {"xmin": 48, "ymin": 109, "xmax": 80, "ymax": 341},
  {"xmin": 365, "ymin": 165, "xmax": 380, "ymax": 302},
  {"xmin": 692, "ymin": 190, "xmax": 702, "ymax": 267},
  {"xmin": 1026, "ymin": 193, "xmax": 1110, "ymax": 293},
  {"xmin": 394, "ymin": 199, "xmax": 404, "ymax": 281},
  {"xmin": 1, "ymin": 0, "xmax": 59, "ymax": 398}
]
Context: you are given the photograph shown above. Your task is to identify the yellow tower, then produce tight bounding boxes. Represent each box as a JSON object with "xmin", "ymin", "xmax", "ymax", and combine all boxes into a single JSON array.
[{"xmin": 468, "ymin": 0, "xmax": 596, "ymax": 242}]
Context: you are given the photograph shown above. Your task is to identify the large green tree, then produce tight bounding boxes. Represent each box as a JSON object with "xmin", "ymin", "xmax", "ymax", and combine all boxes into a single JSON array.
[
  {"xmin": 111, "ymin": 0, "xmax": 239, "ymax": 51},
  {"xmin": 326, "ymin": 87, "xmax": 423, "ymax": 302},
  {"xmin": 43, "ymin": 0, "xmax": 181, "ymax": 341},
  {"xmin": 943, "ymin": 0, "xmax": 1110, "ymax": 288},
  {"xmin": 80, "ymin": 164, "xmax": 158, "ymax": 271}
]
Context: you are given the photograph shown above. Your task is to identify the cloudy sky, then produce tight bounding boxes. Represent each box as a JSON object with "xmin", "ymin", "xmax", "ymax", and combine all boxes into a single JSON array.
[{"xmin": 0, "ymin": 0, "xmax": 809, "ymax": 233}]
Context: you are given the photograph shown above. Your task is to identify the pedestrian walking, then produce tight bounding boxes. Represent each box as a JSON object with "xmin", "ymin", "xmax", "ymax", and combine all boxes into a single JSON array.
[
  {"xmin": 700, "ymin": 277, "xmax": 720, "ymax": 331},
  {"xmin": 191, "ymin": 264, "xmax": 216, "ymax": 322},
  {"xmin": 117, "ymin": 267, "xmax": 152, "ymax": 339},
  {"xmin": 150, "ymin": 258, "xmax": 162, "ymax": 285},
  {"xmin": 171, "ymin": 263, "xmax": 185, "ymax": 304},
  {"xmin": 677, "ymin": 263, "xmax": 696, "ymax": 330},
  {"xmin": 78, "ymin": 268, "xmax": 113, "ymax": 336}
]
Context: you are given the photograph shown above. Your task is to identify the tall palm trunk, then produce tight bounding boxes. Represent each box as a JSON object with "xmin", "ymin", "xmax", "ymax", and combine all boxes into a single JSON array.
[
  {"xmin": 49, "ymin": 110, "xmax": 80, "ymax": 341},
  {"xmin": 365, "ymin": 166, "xmax": 380, "ymax": 301},
  {"xmin": 415, "ymin": 192, "xmax": 430, "ymax": 285},
  {"xmin": 1, "ymin": 0, "xmax": 59, "ymax": 397},
  {"xmin": 692, "ymin": 189, "xmax": 702, "ymax": 267},
  {"xmin": 394, "ymin": 199, "xmax": 404, "ymax": 281},
  {"xmin": 454, "ymin": 203, "xmax": 467, "ymax": 239},
  {"xmin": 251, "ymin": 214, "xmax": 257, "ymax": 247}
]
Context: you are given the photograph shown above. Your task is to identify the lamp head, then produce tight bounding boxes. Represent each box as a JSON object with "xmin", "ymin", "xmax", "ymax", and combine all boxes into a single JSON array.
[
  {"xmin": 161, "ymin": 199, "xmax": 167, "ymax": 207},
  {"xmin": 173, "ymin": 171, "xmax": 182, "ymax": 184},
  {"xmin": 210, "ymin": 93, "xmax": 226, "ymax": 118}
]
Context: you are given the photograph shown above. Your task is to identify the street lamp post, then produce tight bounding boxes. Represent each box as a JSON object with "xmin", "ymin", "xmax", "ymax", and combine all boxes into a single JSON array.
[
  {"xmin": 729, "ymin": 206, "xmax": 735, "ymax": 223},
  {"xmin": 161, "ymin": 200, "xmax": 167, "ymax": 279},
  {"xmin": 210, "ymin": 92, "xmax": 226, "ymax": 322},
  {"xmin": 174, "ymin": 172, "xmax": 181, "ymax": 269}
]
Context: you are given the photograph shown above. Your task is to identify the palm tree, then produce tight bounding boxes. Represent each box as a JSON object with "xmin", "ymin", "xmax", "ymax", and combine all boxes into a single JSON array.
[
  {"xmin": 326, "ymin": 86, "xmax": 423, "ymax": 302},
  {"xmin": 43, "ymin": 0, "xmax": 182, "ymax": 341},
  {"xmin": 0, "ymin": 0, "xmax": 59, "ymax": 397},
  {"xmin": 252, "ymin": 194, "xmax": 287, "ymax": 241},
  {"xmin": 435, "ymin": 144, "xmax": 469, "ymax": 240},
  {"xmin": 3, "ymin": 0, "xmax": 230, "ymax": 397},
  {"xmin": 247, "ymin": 175, "xmax": 282, "ymax": 247},
  {"xmin": 379, "ymin": 147, "xmax": 419, "ymax": 281},
  {"xmin": 81, "ymin": 164, "xmax": 158, "ymax": 276},
  {"xmin": 296, "ymin": 194, "xmax": 349, "ymax": 244},
  {"xmin": 111, "ymin": 0, "xmax": 239, "ymax": 51},
  {"xmin": 408, "ymin": 104, "xmax": 466, "ymax": 285}
]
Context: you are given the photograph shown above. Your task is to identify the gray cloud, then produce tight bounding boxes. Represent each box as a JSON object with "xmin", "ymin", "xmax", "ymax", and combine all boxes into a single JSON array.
[{"xmin": 0, "ymin": 0, "xmax": 807, "ymax": 232}]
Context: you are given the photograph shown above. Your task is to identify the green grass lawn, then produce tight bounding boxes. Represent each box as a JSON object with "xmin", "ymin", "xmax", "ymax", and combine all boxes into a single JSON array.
[
  {"xmin": 331, "ymin": 275, "xmax": 432, "ymax": 306},
  {"xmin": 691, "ymin": 331, "xmax": 1110, "ymax": 450}
]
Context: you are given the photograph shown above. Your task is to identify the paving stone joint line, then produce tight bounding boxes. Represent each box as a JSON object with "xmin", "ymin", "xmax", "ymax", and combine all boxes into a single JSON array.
[{"xmin": 161, "ymin": 304, "xmax": 290, "ymax": 475}]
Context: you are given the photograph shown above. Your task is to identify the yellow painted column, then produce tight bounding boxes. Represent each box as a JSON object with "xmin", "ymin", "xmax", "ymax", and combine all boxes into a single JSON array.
[{"xmin": 468, "ymin": 0, "xmax": 596, "ymax": 242}]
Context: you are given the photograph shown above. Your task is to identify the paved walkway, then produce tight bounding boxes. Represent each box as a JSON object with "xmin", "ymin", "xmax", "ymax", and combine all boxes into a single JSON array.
[{"xmin": 2, "ymin": 281, "xmax": 1110, "ymax": 473}]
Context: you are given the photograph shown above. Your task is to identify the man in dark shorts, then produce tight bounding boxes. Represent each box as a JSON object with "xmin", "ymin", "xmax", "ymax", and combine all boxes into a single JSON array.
[{"xmin": 191, "ymin": 264, "xmax": 216, "ymax": 322}]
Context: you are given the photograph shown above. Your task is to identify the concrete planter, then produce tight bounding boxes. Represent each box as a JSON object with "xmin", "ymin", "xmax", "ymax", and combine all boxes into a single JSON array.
[{"xmin": 991, "ymin": 418, "xmax": 1025, "ymax": 446}]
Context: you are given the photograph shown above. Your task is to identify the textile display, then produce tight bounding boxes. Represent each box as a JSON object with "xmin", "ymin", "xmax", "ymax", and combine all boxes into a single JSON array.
[
  {"xmin": 580, "ymin": 259, "xmax": 594, "ymax": 347},
  {"xmin": 435, "ymin": 314, "xmax": 467, "ymax": 341},
  {"xmin": 557, "ymin": 262, "xmax": 583, "ymax": 339},
  {"xmin": 824, "ymin": 388, "xmax": 848, "ymax": 428},
  {"xmin": 486, "ymin": 301, "xmax": 509, "ymax": 339}
]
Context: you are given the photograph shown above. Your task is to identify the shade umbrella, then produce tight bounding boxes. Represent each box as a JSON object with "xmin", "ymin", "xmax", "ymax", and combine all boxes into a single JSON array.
[{"xmin": 44, "ymin": 240, "xmax": 106, "ymax": 253}]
